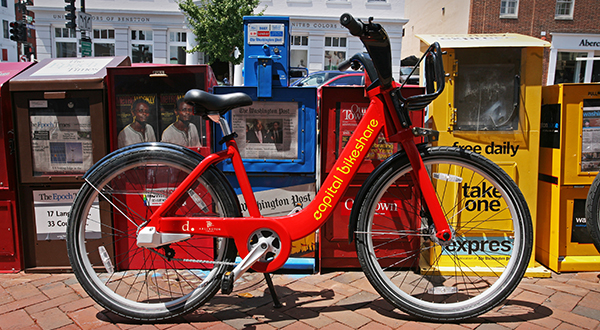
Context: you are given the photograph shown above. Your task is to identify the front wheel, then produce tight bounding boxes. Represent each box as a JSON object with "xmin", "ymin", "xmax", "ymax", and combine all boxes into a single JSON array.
[
  {"xmin": 66, "ymin": 144, "xmax": 240, "ymax": 321},
  {"xmin": 355, "ymin": 146, "xmax": 533, "ymax": 321}
]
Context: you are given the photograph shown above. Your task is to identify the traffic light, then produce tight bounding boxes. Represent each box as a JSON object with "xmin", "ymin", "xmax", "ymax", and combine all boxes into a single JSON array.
[
  {"xmin": 24, "ymin": 45, "xmax": 34, "ymax": 58},
  {"xmin": 65, "ymin": 0, "xmax": 76, "ymax": 30},
  {"xmin": 9, "ymin": 21, "xmax": 26, "ymax": 43}
]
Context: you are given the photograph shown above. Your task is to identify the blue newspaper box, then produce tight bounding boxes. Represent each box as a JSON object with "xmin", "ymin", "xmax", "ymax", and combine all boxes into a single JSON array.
[
  {"xmin": 213, "ymin": 16, "xmax": 318, "ymax": 268},
  {"xmin": 243, "ymin": 16, "xmax": 290, "ymax": 97},
  {"xmin": 213, "ymin": 86, "xmax": 317, "ymax": 266}
]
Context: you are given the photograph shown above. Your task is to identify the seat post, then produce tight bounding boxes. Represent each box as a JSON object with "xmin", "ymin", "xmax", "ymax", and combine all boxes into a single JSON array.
[{"xmin": 219, "ymin": 116, "xmax": 232, "ymax": 136}]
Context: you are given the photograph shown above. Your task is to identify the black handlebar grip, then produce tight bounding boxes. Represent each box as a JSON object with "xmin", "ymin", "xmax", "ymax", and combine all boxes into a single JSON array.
[
  {"xmin": 337, "ymin": 58, "xmax": 352, "ymax": 71},
  {"xmin": 340, "ymin": 13, "xmax": 363, "ymax": 36}
]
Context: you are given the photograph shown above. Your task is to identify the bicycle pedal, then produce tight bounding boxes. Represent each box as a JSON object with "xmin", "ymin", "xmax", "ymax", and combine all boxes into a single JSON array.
[{"xmin": 221, "ymin": 271, "xmax": 235, "ymax": 295}]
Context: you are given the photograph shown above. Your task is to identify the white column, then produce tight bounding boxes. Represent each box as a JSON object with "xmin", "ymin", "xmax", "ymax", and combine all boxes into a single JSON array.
[
  {"xmin": 233, "ymin": 47, "xmax": 243, "ymax": 85},
  {"xmin": 546, "ymin": 47, "xmax": 558, "ymax": 85},
  {"xmin": 186, "ymin": 33, "xmax": 199, "ymax": 65},
  {"xmin": 584, "ymin": 51, "xmax": 594, "ymax": 83},
  {"xmin": 153, "ymin": 28, "xmax": 168, "ymax": 64},
  {"xmin": 114, "ymin": 27, "xmax": 130, "ymax": 58}
]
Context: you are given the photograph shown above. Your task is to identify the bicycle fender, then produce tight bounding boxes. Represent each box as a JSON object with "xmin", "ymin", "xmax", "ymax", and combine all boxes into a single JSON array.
[{"xmin": 347, "ymin": 144, "xmax": 430, "ymax": 243}]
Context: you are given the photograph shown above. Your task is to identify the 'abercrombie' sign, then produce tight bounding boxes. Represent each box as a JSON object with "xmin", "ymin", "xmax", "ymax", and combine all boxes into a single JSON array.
[
  {"xmin": 580, "ymin": 39, "xmax": 600, "ymax": 47},
  {"xmin": 550, "ymin": 34, "xmax": 600, "ymax": 50}
]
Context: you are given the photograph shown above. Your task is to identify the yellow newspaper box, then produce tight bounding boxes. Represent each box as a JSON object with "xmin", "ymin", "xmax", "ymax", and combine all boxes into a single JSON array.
[
  {"xmin": 418, "ymin": 33, "xmax": 551, "ymax": 277},
  {"xmin": 537, "ymin": 83, "xmax": 600, "ymax": 272}
]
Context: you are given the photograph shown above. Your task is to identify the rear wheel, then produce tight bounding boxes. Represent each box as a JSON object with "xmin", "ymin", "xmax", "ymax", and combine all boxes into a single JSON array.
[
  {"xmin": 67, "ymin": 144, "xmax": 239, "ymax": 321},
  {"xmin": 355, "ymin": 147, "xmax": 533, "ymax": 321}
]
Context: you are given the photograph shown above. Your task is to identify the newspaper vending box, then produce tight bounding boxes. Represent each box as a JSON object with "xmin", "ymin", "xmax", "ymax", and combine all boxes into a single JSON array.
[
  {"xmin": 419, "ymin": 34, "xmax": 551, "ymax": 277},
  {"xmin": 9, "ymin": 57, "xmax": 130, "ymax": 270},
  {"xmin": 0, "ymin": 62, "xmax": 34, "ymax": 272},
  {"xmin": 537, "ymin": 83, "xmax": 600, "ymax": 272}
]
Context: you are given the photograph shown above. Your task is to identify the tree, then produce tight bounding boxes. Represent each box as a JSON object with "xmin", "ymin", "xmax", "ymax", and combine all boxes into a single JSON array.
[{"xmin": 178, "ymin": 0, "xmax": 263, "ymax": 67}]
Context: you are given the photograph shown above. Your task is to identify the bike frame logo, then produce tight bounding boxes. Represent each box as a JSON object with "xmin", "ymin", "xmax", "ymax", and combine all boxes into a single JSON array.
[{"xmin": 314, "ymin": 119, "xmax": 379, "ymax": 221}]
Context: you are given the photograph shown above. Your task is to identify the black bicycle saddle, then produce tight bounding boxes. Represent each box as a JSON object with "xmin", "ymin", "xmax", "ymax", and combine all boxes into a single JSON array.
[{"xmin": 184, "ymin": 89, "xmax": 253, "ymax": 116}]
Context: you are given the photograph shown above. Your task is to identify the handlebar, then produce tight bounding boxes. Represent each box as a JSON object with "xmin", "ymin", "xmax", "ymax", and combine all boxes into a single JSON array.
[
  {"xmin": 339, "ymin": 13, "xmax": 393, "ymax": 89},
  {"xmin": 340, "ymin": 13, "xmax": 364, "ymax": 36},
  {"xmin": 337, "ymin": 53, "xmax": 377, "ymax": 85},
  {"xmin": 339, "ymin": 13, "xmax": 446, "ymax": 111}
]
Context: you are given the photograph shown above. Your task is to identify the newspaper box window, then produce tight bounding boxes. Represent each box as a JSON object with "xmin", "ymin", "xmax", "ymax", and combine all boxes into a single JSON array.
[
  {"xmin": 107, "ymin": 65, "xmax": 218, "ymax": 154},
  {"xmin": 581, "ymin": 99, "xmax": 600, "ymax": 172},
  {"xmin": 234, "ymin": 101, "xmax": 298, "ymax": 160},
  {"xmin": 453, "ymin": 47, "xmax": 521, "ymax": 131},
  {"xmin": 29, "ymin": 98, "xmax": 92, "ymax": 176}
]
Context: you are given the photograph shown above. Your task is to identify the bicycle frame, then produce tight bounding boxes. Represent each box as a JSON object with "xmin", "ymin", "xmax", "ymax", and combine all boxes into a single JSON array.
[{"xmin": 142, "ymin": 83, "xmax": 451, "ymax": 273}]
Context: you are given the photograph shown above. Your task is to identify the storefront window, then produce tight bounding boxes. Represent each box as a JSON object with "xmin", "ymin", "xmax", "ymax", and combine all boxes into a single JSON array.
[
  {"xmin": 169, "ymin": 32, "xmax": 186, "ymax": 64},
  {"xmin": 132, "ymin": 44, "xmax": 153, "ymax": 63},
  {"xmin": 56, "ymin": 43, "xmax": 77, "ymax": 58},
  {"xmin": 593, "ymin": 59, "xmax": 600, "ymax": 83},
  {"xmin": 94, "ymin": 44, "xmax": 115, "ymax": 57},
  {"xmin": 93, "ymin": 29, "xmax": 115, "ymax": 57},
  {"xmin": 324, "ymin": 37, "xmax": 346, "ymax": 70},
  {"xmin": 169, "ymin": 46, "xmax": 186, "ymax": 64},
  {"xmin": 131, "ymin": 30, "xmax": 153, "ymax": 63},
  {"xmin": 291, "ymin": 35, "xmax": 308, "ymax": 68},
  {"xmin": 54, "ymin": 27, "xmax": 77, "ymax": 58},
  {"xmin": 554, "ymin": 52, "xmax": 587, "ymax": 84},
  {"xmin": 132, "ymin": 30, "xmax": 153, "ymax": 41}
]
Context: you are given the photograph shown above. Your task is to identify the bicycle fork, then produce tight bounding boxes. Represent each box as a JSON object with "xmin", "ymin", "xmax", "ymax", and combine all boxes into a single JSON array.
[
  {"xmin": 382, "ymin": 89, "xmax": 453, "ymax": 243},
  {"xmin": 401, "ymin": 136, "xmax": 453, "ymax": 242}
]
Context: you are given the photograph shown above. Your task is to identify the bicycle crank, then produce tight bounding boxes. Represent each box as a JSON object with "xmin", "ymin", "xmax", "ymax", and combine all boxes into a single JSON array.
[{"xmin": 221, "ymin": 229, "xmax": 281, "ymax": 294}]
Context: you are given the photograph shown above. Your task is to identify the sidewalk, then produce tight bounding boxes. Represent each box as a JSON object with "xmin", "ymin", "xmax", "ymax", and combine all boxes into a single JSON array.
[{"xmin": 1, "ymin": 270, "xmax": 599, "ymax": 330}]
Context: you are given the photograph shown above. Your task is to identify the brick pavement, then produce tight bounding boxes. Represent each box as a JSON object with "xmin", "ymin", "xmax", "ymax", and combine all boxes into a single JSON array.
[{"xmin": 1, "ymin": 270, "xmax": 600, "ymax": 330}]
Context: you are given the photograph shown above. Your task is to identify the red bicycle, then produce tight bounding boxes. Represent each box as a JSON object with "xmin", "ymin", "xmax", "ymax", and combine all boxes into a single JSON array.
[{"xmin": 67, "ymin": 14, "xmax": 533, "ymax": 322}]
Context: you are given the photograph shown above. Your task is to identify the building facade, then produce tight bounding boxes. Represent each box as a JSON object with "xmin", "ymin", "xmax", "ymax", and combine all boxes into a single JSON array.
[
  {"xmin": 469, "ymin": 0, "xmax": 600, "ymax": 85},
  {"xmin": 1, "ymin": 0, "xmax": 19, "ymax": 62},
  {"xmin": 402, "ymin": 0, "xmax": 471, "ymax": 60},
  {"xmin": 30, "ymin": 0, "xmax": 407, "ymax": 81},
  {"xmin": 261, "ymin": 0, "xmax": 406, "ymax": 79},
  {"xmin": 32, "ymin": 0, "xmax": 200, "ymax": 65}
]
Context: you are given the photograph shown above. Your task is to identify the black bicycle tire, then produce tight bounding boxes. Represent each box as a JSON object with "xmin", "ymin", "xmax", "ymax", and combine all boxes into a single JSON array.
[
  {"xmin": 355, "ymin": 146, "xmax": 533, "ymax": 321},
  {"xmin": 585, "ymin": 173, "xmax": 600, "ymax": 253},
  {"xmin": 66, "ymin": 144, "xmax": 240, "ymax": 321}
]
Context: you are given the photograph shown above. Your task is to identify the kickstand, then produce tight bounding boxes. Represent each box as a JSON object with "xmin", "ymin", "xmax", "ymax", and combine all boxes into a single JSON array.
[{"xmin": 263, "ymin": 273, "xmax": 283, "ymax": 308}]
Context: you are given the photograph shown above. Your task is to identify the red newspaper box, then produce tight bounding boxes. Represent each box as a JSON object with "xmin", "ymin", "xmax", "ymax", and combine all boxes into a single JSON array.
[
  {"xmin": 0, "ymin": 62, "xmax": 35, "ymax": 272},
  {"xmin": 106, "ymin": 65, "xmax": 218, "ymax": 270},
  {"xmin": 319, "ymin": 85, "xmax": 425, "ymax": 269},
  {"xmin": 10, "ymin": 57, "xmax": 130, "ymax": 270}
]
